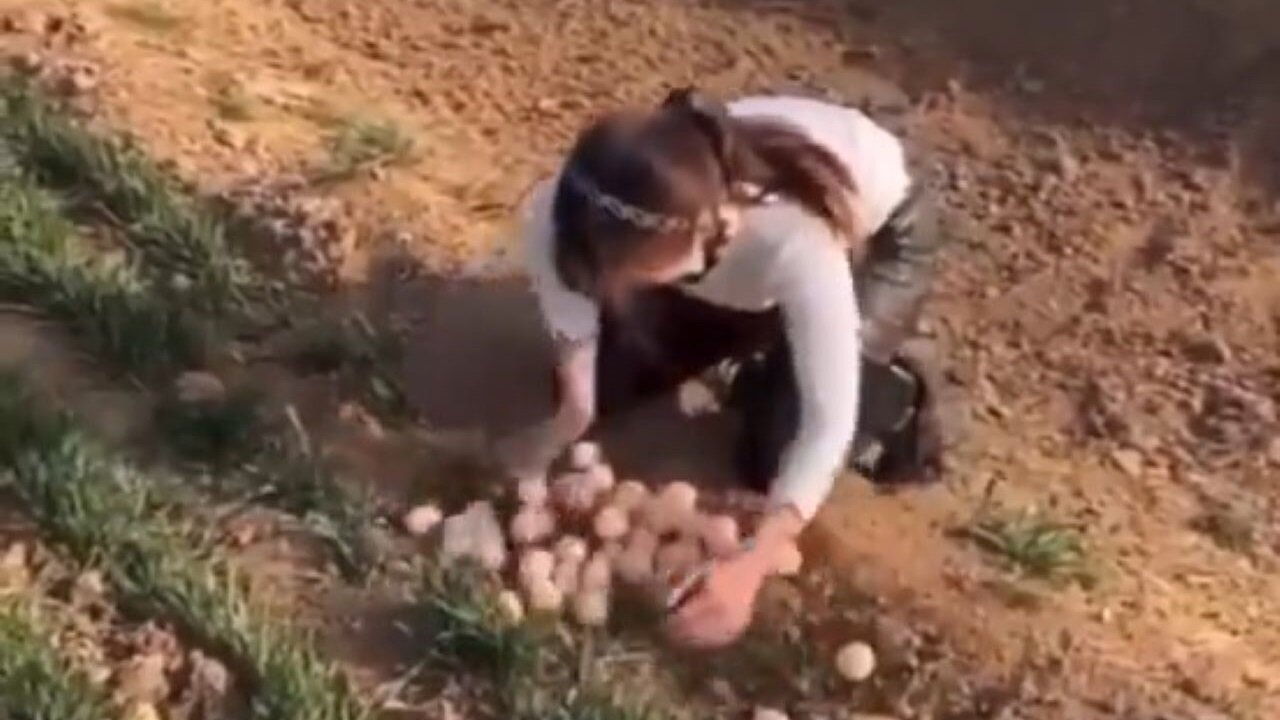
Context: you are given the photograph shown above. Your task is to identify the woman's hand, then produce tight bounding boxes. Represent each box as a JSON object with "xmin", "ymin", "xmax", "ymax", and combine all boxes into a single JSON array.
[
  {"xmin": 665, "ymin": 504, "xmax": 805, "ymax": 649},
  {"xmin": 665, "ymin": 548, "xmax": 769, "ymax": 649}
]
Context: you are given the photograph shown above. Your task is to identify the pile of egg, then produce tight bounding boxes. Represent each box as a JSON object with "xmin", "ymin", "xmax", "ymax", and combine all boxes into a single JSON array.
[{"xmin": 404, "ymin": 442, "xmax": 803, "ymax": 627}]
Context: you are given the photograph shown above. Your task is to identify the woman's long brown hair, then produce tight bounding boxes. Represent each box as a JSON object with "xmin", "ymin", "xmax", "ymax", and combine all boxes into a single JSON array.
[{"xmin": 552, "ymin": 88, "xmax": 860, "ymax": 301}]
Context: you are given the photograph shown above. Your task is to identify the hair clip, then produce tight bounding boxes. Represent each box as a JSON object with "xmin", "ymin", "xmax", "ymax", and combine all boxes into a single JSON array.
[{"xmin": 563, "ymin": 169, "xmax": 692, "ymax": 234}]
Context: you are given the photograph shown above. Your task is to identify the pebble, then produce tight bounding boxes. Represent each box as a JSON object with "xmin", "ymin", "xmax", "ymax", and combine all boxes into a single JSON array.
[
  {"xmin": 174, "ymin": 371, "xmax": 227, "ymax": 405},
  {"xmin": 1109, "ymin": 448, "xmax": 1144, "ymax": 479}
]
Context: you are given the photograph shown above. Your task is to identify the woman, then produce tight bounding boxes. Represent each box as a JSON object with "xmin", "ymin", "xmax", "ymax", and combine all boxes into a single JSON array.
[{"xmin": 499, "ymin": 88, "xmax": 945, "ymax": 648}]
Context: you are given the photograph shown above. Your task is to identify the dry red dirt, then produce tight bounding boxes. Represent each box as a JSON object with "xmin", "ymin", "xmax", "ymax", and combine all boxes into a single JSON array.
[{"xmin": 3, "ymin": 0, "xmax": 1279, "ymax": 717}]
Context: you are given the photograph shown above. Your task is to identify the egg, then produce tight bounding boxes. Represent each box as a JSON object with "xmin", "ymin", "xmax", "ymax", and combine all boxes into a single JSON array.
[
  {"xmin": 572, "ymin": 589, "xmax": 610, "ymax": 627},
  {"xmin": 476, "ymin": 541, "xmax": 507, "ymax": 572},
  {"xmin": 516, "ymin": 477, "xmax": 549, "ymax": 506},
  {"xmin": 526, "ymin": 577, "xmax": 564, "ymax": 614},
  {"xmin": 552, "ymin": 473, "xmax": 601, "ymax": 514},
  {"xmin": 569, "ymin": 441, "xmax": 602, "ymax": 470},
  {"xmin": 771, "ymin": 542, "xmax": 803, "ymax": 577},
  {"xmin": 518, "ymin": 549, "xmax": 555, "ymax": 585},
  {"xmin": 584, "ymin": 463, "xmax": 616, "ymax": 493},
  {"xmin": 553, "ymin": 535, "xmax": 589, "ymax": 566},
  {"xmin": 495, "ymin": 590, "xmax": 524, "ymax": 625},
  {"xmin": 700, "ymin": 515, "xmax": 741, "ymax": 558},
  {"xmin": 834, "ymin": 641, "xmax": 877, "ymax": 682},
  {"xmin": 509, "ymin": 507, "xmax": 555, "ymax": 545},
  {"xmin": 580, "ymin": 551, "xmax": 612, "ymax": 592},
  {"xmin": 752, "ymin": 707, "xmax": 789, "ymax": 720},
  {"xmin": 658, "ymin": 481, "xmax": 698, "ymax": 514},
  {"xmin": 614, "ymin": 528, "xmax": 658, "ymax": 584},
  {"xmin": 593, "ymin": 505, "xmax": 630, "ymax": 541},
  {"xmin": 611, "ymin": 480, "xmax": 650, "ymax": 514},
  {"xmin": 552, "ymin": 558, "xmax": 581, "ymax": 595},
  {"xmin": 403, "ymin": 504, "xmax": 443, "ymax": 536},
  {"xmin": 655, "ymin": 539, "xmax": 703, "ymax": 583}
]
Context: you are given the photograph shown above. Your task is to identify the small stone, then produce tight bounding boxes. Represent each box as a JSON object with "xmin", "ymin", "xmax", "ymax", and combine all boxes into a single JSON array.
[
  {"xmin": 210, "ymin": 123, "xmax": 245, "ymax": 150},
  {"xmin": 835, "ymin": 641, "xmax": 877, "ymax": 682},
  {"xmin": 1109, "ymin": 448, "xmax": 1143, "ymax": 479},
  {"xmin": 174, "ymin": 371, "xmax": 226, "ymax": 405}
]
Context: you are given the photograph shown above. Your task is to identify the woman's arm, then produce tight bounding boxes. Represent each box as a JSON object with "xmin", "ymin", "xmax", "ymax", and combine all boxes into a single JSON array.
[{"xmin": 768, "ymin": 228, "xmax": 863, "ymax": 522}]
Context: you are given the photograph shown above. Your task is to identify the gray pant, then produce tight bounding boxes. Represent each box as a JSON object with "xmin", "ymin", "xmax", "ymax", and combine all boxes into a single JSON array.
[{"xmin": 732, "ymin": 188, "xmax": 946, "ymax": 489}]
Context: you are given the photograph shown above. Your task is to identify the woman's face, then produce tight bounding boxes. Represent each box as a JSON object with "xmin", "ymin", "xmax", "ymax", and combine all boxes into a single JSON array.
[{"xmin": 622, "ymin": 204, "xmax": 741, "ymax": 286}]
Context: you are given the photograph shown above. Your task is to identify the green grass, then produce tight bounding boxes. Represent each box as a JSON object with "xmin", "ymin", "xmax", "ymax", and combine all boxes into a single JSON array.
[
  {"xmin": 289, "ymin": 313, "xmax": 411, "ymax": 421},
  {"xmin": 963, "ymin": 507, "xmax": 1092, "ymax": 584},
  {"xmin": 0, "ymin": 604, "xmax": 114, "ymax": 720},
  {"xmin": 319, "ymin": 117, "xmax": 415, "ymax": 182},
  {"xmin": 106, "ymin": 1, "xmax": 186, "ymax": 33},
  {"xmin": 0, "ymin": 158, "xmax": 203, "ymax": 379},
  {"xmin": 0, "ymin": 79, "xmax": 255, "ymax": 317},
  {"xmin": 0, "ymin": 376, "xmax": 369, "ymax": 720},
  {"xmin": 417, "ymin": 564, "xmax": 672, "ymax": 720}
]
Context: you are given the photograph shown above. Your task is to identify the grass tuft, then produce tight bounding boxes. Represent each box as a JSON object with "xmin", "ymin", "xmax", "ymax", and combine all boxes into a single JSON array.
[
  {"xmin": 0, "ymin": 604, "xmax": 113, "ymax": 720},
  {"xmin": 0, "ymin": 79, "xmax": 255, "ymax": 317},
  {"xmin": 0, "ymin": 159, "xmax": 203, "ymax": 379},
  {"xmin": 0, "ymin": 375, "xmax": 369, "ymax": 720},
  {"xmin": 420, "ymin": 563, "xmax": 542, "ymax": 686},
  {"xmin": 319, "ymin": 117, "xmax": 415, "ymax": 182},
  {"xmin": 963, "ymin": 506, "xmax": 1092, "ymax": 585}
]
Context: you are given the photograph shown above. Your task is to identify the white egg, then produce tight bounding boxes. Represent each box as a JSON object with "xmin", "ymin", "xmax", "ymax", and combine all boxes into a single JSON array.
[
  {"xmin": 402, "ymin": 504, "xmax": 443, "ymax": 536},
  {"xmin": 518, "ymin": 549, "xmax": 555, "ymax": 585},
  {"xmin": 834, "ymin": 641, "xmax": 877, "ymax": 682},
  {"xmin": 572, "ymin": 589, "xmax": 610, "ymax": 627},
  {"xmin": 552, "ymin": 558, "xmax": 580, "ymax": 595},
  {"xmin": 526, "ymin": 577, "xmax": 564, "ymax": 614},
  {"xmin": 701, "ymin": 515, "xmax": 741, "ymax": 558},
  {"xmin": 580, "ymin": 552, "xmax": 612, "ymax": 592},
  {"xmin": 569, "ymin": 441, "xmax": 602, "ymax": 470},
  {"xmin": 593, "ymin": 505, "xmax": 630, "ymax": 541},
  {"xmin": 516, "ymin": 477, "xmax": 549, "ymax": 506},
  {"xmin": 658, "ymin": 481, "xmax": 698, "ymax": 514},
  {"xmin": 509, "ymin": 507, "xmax": 555, "ymax": 545},
  {"xmin": 552, "ymin": 473, "xmax": 601, "ymax": 514},
  {"xmin": 584, "ymin": 463, "xmax": 616, "ymax": 493},
  {"xmin": 553, "ymin": 535, "xmax": 589, "ymax": 566},
  {"xmin": 495, "ymin": 590, "xmax": 524, "ymax": 625},
  {"xmin": 611, "ymin": 480, "xmax": 650, "ymax": 514}
]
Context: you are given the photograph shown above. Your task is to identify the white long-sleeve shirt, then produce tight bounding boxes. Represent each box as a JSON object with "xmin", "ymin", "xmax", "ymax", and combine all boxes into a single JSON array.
[{"xmin": 521, "ymin": 95, "xmax": 913, "ymax": 520}]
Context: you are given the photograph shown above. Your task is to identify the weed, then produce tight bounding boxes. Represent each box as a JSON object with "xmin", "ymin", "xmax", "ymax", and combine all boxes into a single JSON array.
[
  {"xmin": 0, "ymin": 164, "xmax": 203, "ymax": 378},
  {"xmin": 963, "ymin": 506, "xmax": 1091, "ymax": 584},
  {"xmin": 420, "ymin": 563, "xmax": 542, "ymax": 686},
  {"xmin": 0, "ymin": 604, "xmax": 113, "ymax": 720},
  {"xmin": 0, "ymin": 79, "xmax": 255, "ymax": 316},
  {"xmin": 319, "ymin": 117, "xmax": 415, "ymax": 182},
  {"xmin": 0, "ymin": 376, "xmax": 369, "ymax": 720},
  {"xmin": 106, "ymin": 1, "xmax": 185, "ymax": 33}
]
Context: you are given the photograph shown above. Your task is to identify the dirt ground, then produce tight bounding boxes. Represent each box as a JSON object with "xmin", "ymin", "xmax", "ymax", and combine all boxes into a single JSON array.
[{"xmin": 3, "ymin": 0, "xmax": 1280, "ymax": 717}]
